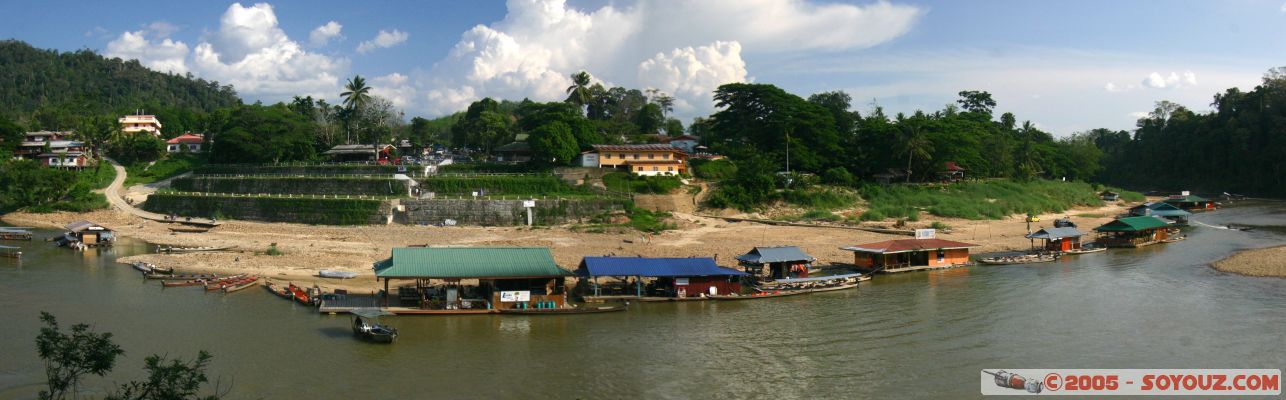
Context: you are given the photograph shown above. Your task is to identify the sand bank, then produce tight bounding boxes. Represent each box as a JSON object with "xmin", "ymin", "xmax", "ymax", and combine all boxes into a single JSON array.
[{"xmin": 1211, "ymin": 245, "xmax": 1286, "ymax": 278}]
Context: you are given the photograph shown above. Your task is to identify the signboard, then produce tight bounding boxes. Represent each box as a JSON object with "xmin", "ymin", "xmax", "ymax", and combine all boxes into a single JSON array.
[
  {"xmin": 914, "ymin": 229, "xmax": 936, "ymax": 240},
  {"xmin": 523, "ymin": 200, "xmax": 536, "ymax": 208},
  {"xmin": 675, "ymin": 278, "xmax": 690, "ymax": 286},
  {"xmin": 499, "ymin": 291, "xmax": 531, "ymax": 303}
]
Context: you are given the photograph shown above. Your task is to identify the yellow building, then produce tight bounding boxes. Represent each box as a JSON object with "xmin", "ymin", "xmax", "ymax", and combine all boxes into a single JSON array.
[
  {"xmin": 589, "ymin": 144, "xmax": 688, "ymax": 176},
  {"xmin": 118, "ymin": 114, "xmax": 163, "ymax": 137}
]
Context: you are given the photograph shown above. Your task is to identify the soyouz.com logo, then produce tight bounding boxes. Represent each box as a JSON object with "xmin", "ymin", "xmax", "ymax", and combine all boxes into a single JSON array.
[{"xmin": 981, "ymin": 369, "xmax": 1281, "ymax": 396}]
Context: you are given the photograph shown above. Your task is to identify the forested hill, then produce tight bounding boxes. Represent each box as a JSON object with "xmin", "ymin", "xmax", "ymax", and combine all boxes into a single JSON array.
[{"xmin": 0, "ymin": 40, "xmax": 240, "ymax": 128}]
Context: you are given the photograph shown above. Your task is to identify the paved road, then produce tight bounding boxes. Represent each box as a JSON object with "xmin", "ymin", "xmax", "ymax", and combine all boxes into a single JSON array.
[{"xmin": 103, "ymin": 159, "xmax": 217, "ymax": 225}]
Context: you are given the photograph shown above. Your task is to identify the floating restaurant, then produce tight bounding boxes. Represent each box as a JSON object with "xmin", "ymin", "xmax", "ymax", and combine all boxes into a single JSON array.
[
  {"xmin": 372, "ymin": 247, "xmax": 572, "ymax": 314},
  {"xmin": 1163, "ymin": 191, "xmax": 1216, "ymax": 212},
  {"xmin": 1129, "ymin": 201, "xmax": 1192, "ymax": 225},
  {"xmin": 62, "ymin": 221, "xmax": 114, "ymax": 248},
  {"xmin": 1093, "ymin": 216, "xmax": 1172, "ymax": 248},
  {"xmin": 1024, "ymin": 227, "xmax": 1085, "ymax": 252},
  {"xmin": 841, "ymin": 230, "xmax": 978, "ymax": 273},
  {"xmin": 735, "ymin": 246, "xmax": 815, "ymax": 280},
  {"xmin": 577, "ymin": 256, "xmax": 748, "ymax": 302}
]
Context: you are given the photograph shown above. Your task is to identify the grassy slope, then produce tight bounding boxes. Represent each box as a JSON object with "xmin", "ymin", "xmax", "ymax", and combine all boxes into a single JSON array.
[
  {"xmin": 858, "ymin": 179, "xmax": 1117, "ymax": 221},
  {"xmin": 125, "ymin": 153, "xmax": 207, "ymax": 187}
]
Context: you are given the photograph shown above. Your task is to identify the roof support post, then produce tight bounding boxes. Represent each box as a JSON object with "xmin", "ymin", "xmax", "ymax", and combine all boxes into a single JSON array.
[{"xmin": 636, "ymin": 276, "xmax": 642, "ymax": 297}]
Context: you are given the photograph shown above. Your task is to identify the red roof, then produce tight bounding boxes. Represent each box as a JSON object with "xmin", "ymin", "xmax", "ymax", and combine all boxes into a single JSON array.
[
  {"xmin": 944, "ymin": 161, "xmax": 965, "ymax": 171},
  {"xmin": 166, "ymin": 133, "xmax": 204, "ymax": 144},
  {"xmin": 841, "ymin": 238, "xmax": 979, "ymax": 254},
  {"xmin": 592, "ymin": 144, "xmax": 687, "ymax": 153}
]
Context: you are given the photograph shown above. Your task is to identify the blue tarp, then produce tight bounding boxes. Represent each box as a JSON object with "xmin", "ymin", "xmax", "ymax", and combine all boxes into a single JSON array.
[
  {"xmin": 771, "ymin": 273, "xmax": 863, "ymax": 283},
  {"xmin": 577, "ymin": 257, "xmax": 748, "ymax": 277},
  {"xmin": 735, "ymin": 246, "xmax": 815, "ymax": 264}
]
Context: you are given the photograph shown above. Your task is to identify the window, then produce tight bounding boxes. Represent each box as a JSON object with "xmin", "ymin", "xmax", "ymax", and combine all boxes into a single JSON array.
[
  {"xmin": 668, "ymin": 166, "xmax": 674, "ymax": 171},
  {"xmin": 652, "ymin": 166, "xmax": 658, "ymax": 171},
  {"xmin": 937, "ymin": 249, "xmax": 945, "ymax": 262},
  {"xmin": 633, "ymin": 153, "xmax": 640, "ymax": 160},
  {"xmin": 664, "ymin": 153, "xmax": 670, "ymax": 159},
  {"xmin": 648, "ymin": 153, "xmax": 655, "ymax": 159}
]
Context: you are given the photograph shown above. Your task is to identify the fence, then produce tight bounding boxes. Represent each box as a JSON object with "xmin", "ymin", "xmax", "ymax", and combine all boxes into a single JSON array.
[{"xmin": 155, "ymin": 190, "xmax": 404, "ymax": 201}]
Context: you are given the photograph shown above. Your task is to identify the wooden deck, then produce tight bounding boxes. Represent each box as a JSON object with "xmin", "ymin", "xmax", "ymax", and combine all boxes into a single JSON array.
[
  {"xmin": 319, "ymin": 295, "xmax": 500, "ymax": 315},
  {"xmin": 875, "ymin": 262, "xmax": 973, "ymax": 274}
]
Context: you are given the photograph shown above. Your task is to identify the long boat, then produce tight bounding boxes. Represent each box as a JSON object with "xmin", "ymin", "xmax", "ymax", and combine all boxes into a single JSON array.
[
  {"xmin": 498, "ymin": 305, "xmax": 627, "ymax": 315},
  {"xmin": 978, "ymin": 254, "xmax": 1058, "ymax": 265},
  {"xmin": 636, "ymin": 296, "xmax": 709, "ymax": 303},
  {"xmin": 132, "ymin": 262, "xmax": 175, "ymax": 274},
  {"xmin": 168, "ymin": 226, "xmax": 211, "ymax": 233},
  {"xmin": 1162, "ymin": 235, "xmax": 1187, "ymax": 244},
  {"xmin": 0, "ymin": 245, "xmax": 20, "ymax": 258},
  {"xmin": 144, "ymin": 272, "xmax": 220, "ymax": 280},
  {"xmin": 288, "ymin": 283, "xmax": 313, "ymax": 306},
  {"xmin": 0, "ymin": 229, "xmax": 33, "ymax": 241},
  {"xmin": 205, "ymin": 276, "xmax": 256, "ymax": 291},
  {"xmin": 162, "ymin": 274, "xmax": 246, "ymax": 287},
  {"xmin": 1061, "ymin": 246, "xmax": 1106, "ymax": 255},
  {"xmin": 806, "ymin": 282, "xmax": 860, "ymax": 293},
  {"xmin": 222, "ymin": 277, "xmax": 260, "ymax": 293},
  {"xmin": 319, "ymin": 269, "xmax": 359, "ymax": 279},
  {"xmin": 759, "ymin": 273, "xmax": 867, "ymax": 292},
  {"xmin": 157, "ymin": 245, "xmax": 234, "ymax": 253},
  {"xmin": 707, "ymin": 290, "xmax": 813, "ymax": 301},
  {"xmin": 263, "ymin": 281, "xmax": 293, "ymax": 300}
]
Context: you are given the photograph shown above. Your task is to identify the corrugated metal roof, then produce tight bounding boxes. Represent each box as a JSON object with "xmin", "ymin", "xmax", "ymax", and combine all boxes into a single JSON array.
[
  {"xmin": 374, "ymin": 247, "xmax": 571, "ymax": 278},
  {"xmin": 65, "ymin": 220, "xmax": 107, "ymax": 233},
  {"xmin": 591, "ymin": 144, "xmax": 686, "ymax": 153},
  {"xmin": 1094, "ymin": 216, "xmax": 1170, "ymax": 232},
  {"xmin": 1025, "ymin": 227, "xmax": 1084, "ymax": 240},
  {"xmin": 840, "ymin": 238, "xmax": 979, "ymax": 254},
  {"xmin": 1165, "ymin": 194, "xmax": 1210, "ymax": 203},
  {"xmin": 577, "ymin": 257, "xmax": 747, "ymax": 277},
  {"xmin": 1130, "ymin": 202, "xmax": 1191, "ymax": 217},
  {"xmin": 736, "ymin": 246, "xmax": 815, "ymax": 264}
]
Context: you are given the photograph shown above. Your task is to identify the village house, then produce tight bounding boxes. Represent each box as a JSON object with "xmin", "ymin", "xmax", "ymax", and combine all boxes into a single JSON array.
[
  {"xmin": 939, "ymin": 161, "xmax": 966, "ymax": 182},
  {"xmin": 64, "ymin": 220, "xmax": 114, "ymax": 248},
  {"xmin": 1024, "ymin": 226, "xmax": 1085, "ymax": 252},
  {"xmin": 165, "ymin": 133, "xmax": 205, "ymax": 153},
  {"xmin": 118, "ymin": 114, "xmax": 163, "ymax": 137},
  {"xmin": 577, "ymin": 256, "xmax": 748, "ymax": 300},
  {"xmin": 373, "ymin": 247, "xmax": 572, "ymax": 314},
  {"xmin": 586, "ymin": 144, "xmax": 688, "ymax": 176},
  {"xmin": 1129, "ymin": 201, "xmax": 1192, "ymax": 226},
  {"xmin": 736, "ymin": 246, "xmax": 815, "ymax": 280},
  {"xmin": 1163, "ymin": 191, "xmax": 1216, "ymax": 212},
  {"xmin": 841, "ymin": 230, "xmax": 978, "ymax": 273},
  {"xmin": 664, "ymin": 135, "xmax": 700, "ymax": 153},
  {"xmin": 14, "ymin": 131, "xmax": 90, "ymax": 169},
  {"xmin": 1094, "ymin": 216, "xmax": 1172, "ymax": 248},
  {"xmin": 494, "ymin": 141, "xmax": 533, "ymax": 162}
]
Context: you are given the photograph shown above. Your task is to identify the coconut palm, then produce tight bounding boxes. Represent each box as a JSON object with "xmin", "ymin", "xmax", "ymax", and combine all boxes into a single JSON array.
[
  {"xmin": 897, "ymin": 121, "xmax": 933, "ymax": 183},
  {"xmin": 341, "ymin": 75, "xmax": 372, "ymax": 111},
  {"xmin": 564, "ymin": 71, "xmax": 592, "ymax": 109}
]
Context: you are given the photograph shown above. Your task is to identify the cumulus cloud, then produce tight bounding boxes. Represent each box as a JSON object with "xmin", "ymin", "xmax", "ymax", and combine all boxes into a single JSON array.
[
  {"xmin": 104, "ymin": 3, "xmax": 347, "ymax": 101},
  {"xmin": 413, "ymin": 0, "xmax": 919, "ymax": 116},
  {"xmin": 370, "ymin": 73, "xmax": 418, "ymax": 108},
  {"xmin": 309, "ymin": 21, "xmax": 343, "ymax": 47},
  {"xmin": 145, "ymin": 21, "xmax": 180, "ymax": 38},
  {"xmin": 1129, "ymin": 111, "xmax": 1151, "ymax": 120},
  {"xmin": 1142, "ymin": 70, "xmax": 1197, "ymax": 89},
  {"xmin": 356, "ymin": 29, "xmax": 408, "ymax": 54}
]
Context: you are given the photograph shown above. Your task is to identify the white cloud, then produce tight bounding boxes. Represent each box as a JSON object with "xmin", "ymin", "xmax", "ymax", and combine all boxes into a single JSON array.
[
  {"xmin": 370, "ymin": 73, "xmax": 417, "ymax": 108},
  {"xmin": 104, "ymin": 2, "xmax": 348, "ymax": 101},
  {"xmin": 1141, "ymin": 70, "xmax": 1198, "ymax": 89},
  {"xmin": 1128, "ymin": 111, "xmax": 1151, "ymax": 120},
  {"xmin": 637, "ymin": 41, "xmax": 749, "ymax": 114},
  {"xmin": 356, "ymin": 29, "xmax": 408, "ymax": 54},
  {"xmin": 145, "ymin": 21, "xmax": 180, "ymax": 38},
  {"xmin": 1280, "ymin": 1, "xmax": 1285, "ymax": 12},
  {"xmin": 309, "ymin": 21, "xmax": 343, "ymax": 47}
]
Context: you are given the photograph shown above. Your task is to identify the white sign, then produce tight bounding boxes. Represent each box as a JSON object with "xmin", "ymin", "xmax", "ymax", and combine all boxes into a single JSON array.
[
  {"xmin": 499, "ymin": 291, "xmax": 531, "ymax": 302},
  {"xmin": 523, "ymin": 200, "xmax": 536, "ymax": 208},
  {"xmin": 915, "ymin": 229, "xmax": 936, "ymax": 239},
  {"xmin": 675, "ymin": 278, "xmax": 690, "ymax": 286}
]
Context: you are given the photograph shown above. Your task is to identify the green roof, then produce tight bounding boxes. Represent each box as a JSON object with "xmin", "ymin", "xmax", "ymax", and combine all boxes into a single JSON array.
[
  {"xmin": 1094, "ymin": 216, "xmax": 1170, "ymax": 232},
  {"xmin": 374, "ymin": 247, "xmax": 571, "ymax": 279},
  {"xmin": 1164, "ymin": 195, "xmax": 1210, "ymax": 203}
]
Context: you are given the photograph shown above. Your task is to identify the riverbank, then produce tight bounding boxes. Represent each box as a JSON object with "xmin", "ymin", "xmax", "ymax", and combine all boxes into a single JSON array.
[
  {"xmin": 2, "ymin": 201, "xmax": 1131, "ymax": 291},
  {"xmin": 1211, "ymin": 244, "xmax": 1286, "ymax": 278}
]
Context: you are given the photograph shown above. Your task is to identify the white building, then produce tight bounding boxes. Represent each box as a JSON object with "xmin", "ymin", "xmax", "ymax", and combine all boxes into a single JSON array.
[
  {"xmin": 119, "ymin": 114, "xmax": 163, "ymax": 137},
  {"xmin": 165, "ymin": 133, "xmax": 205, "ymax": 153}
]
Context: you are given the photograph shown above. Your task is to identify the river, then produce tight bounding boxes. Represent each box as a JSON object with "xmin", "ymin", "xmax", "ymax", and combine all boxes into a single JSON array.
[{"xmin": 1, "ymin": 203, "xmax": 1285, "ymax": 399}]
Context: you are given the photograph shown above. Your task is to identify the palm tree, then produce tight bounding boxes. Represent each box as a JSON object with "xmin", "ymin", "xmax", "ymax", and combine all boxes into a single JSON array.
[
  {"xmin": 340, "ymin": 75, "xmax": 371, "ymax": 143},
  {"xmin": 897, "ymin": 122, "xmax": 933, "ymax": 183},
  {"xmin": 564, "ymin": 71, "xmax": 592, "ymax": 109},
  {"xmin": 654, "ymin": 93, "xmax": 675, "ymax": 118}
]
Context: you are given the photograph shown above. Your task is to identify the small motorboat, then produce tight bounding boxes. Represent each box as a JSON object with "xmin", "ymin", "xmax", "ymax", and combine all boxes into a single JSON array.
[
  {"xmin": 222, "ymin": 276, "xmax": 260, "ymax": 293},
  {"xmin": 978, "ymin": 254, "xmax": 1058, "ymax": 265},
  {"xmin": 144, "ymin": 272, "xmax": 219, "ymax": 280},
  {"xmin": 162, "ymin": 274, "xmax": 245, "ymax": 288},
  {"xmin": 351, "ymin": 308, "xmax": 398, "ymax": 343},
  {"xmin": 498, "ymin": 305, "xmax": 627, "ymax": 315},
  {"xmin": 167, "ymin": 226, "xmax": 211, "ymax": 233},
  {"xmin": 1162, "ymin": 235, "xmax": 1187, "ymax": 243},
  {"xmin": 263, "ymin": 281, "xmax": 293, "ymax": 300},
  {"xmin": 319, "ymin": 269, "xmax": 359, "ymax": 279},
  {"xmin": 157, "ymin": 245, "xmax": 234, "ymax": 253},
  {"xmin": 1061, "ymin": 244, "xmax": 1107, "ymax": 255},
  {"xmin": 132, "ymin": 262, "xmax": 172, "ymax": 274},
  {"xmin": 204, "ymin": 275, "xmax": 256, "ymax": 291},
  {"xmin": 707, "ymin": 290, "xmax": 813, "ymax": 301},
  {"xmin": 288, "ymin": 283, "xmax": 313, "ymax": 306}
]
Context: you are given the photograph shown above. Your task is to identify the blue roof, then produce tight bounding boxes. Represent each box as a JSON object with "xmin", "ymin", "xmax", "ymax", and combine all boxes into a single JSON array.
[
  {"xmin": 736, "ymin": 246, "xmax": 815, "ymax": 264},
  {"xmin": 577, "ymin": 257, "xmax": 748, "ymax": 277}
]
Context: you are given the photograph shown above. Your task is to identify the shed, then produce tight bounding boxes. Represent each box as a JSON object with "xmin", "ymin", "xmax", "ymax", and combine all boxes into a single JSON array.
[
  {"xmin": 1163, "ymin": 192, "xmax": 1215, "ymax": 212},
  {"xmin": 373, "ymin": 247, "xmax": 571, "ymax": 312},
  {"xmin": 1025, "ymin": 226, "xmax": 1085, "ymax": 252},
  {"xmin": 1093, "ymin": 216, "xmax": 1172, "ymax": 248},
  {"xmin": 1129, "ymin": 202, "xmax": 1192, "ymax": 225},
  {"xmin": 841, "ymin": 237, "xmax": 978, "ymax": 273},
  {"xmin": 736, "ymin": 246, "xmax": 815, "ymax": 279},
  {"xmin": 577, "ymin": 256, "xmax": 747, "ymax": 298},
  {"xmin": 65, "ymin": 220, "xmax": 113, "ymax": 247}
]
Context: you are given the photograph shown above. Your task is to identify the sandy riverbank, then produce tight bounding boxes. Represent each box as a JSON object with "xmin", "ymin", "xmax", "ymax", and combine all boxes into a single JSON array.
[
  {"xmin": 2, "ymin": 201, "xmax": 1132, "ymax": 291},
  {"xmin": 1211, "ymin": 245, "xmax": 1286, "ymax": 278}
]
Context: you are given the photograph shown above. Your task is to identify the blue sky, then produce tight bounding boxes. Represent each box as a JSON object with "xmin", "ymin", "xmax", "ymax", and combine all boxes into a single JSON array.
[{"xmin": 2, "ymin": 0, "xmax": 1284, "ymax": 135}]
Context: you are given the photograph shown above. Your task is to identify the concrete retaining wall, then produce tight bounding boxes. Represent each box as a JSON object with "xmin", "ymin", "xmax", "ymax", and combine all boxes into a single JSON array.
[
  {"xmin": 144, "ymin": 193, "xmax": 390, "ymax": 225},
  {"xmin": 171, "ymin": 176, "xmax": 411, "ymax": 196},
  {"xmin": 400, "ymin": 198, "xmax": 627, "ymax": 226}
]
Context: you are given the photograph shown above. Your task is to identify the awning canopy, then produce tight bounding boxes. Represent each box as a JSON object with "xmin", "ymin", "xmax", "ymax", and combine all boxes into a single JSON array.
[
  {"xmin": 1094, "ymin": 216, "xmax": 1170, "ymax": 232},
  {"xmin": 736, "ymin": 246, "xmax": 815, "ymax": 264},
  {"xmin": 1025, "ymin": 227, "xmax": 1084, "ymax": 240},
  {"xmin": 373, "ymin": 247, "xmax": 571, "ymax": 279},
  {"xmin": 841, "ymin": 238, "xmax": 978, "ymax": 254},
  {"xmin": 577, "ymin": 257, "xmax": 747, "ymax": 277}
]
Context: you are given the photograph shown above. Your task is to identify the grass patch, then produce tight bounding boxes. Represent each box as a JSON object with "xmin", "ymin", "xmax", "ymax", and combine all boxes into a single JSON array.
[
  {"xmin": 126, "ymin": 153, "xmax": 207, "ymax": 186},
  {"xmin": 626, "ymin": 207, "xmax": 676, "ymax": 233},
  {"xmin": 420, "ymin": 175, "xmax": 586, "ymax": 196},
  {"xmin": 1074, "ymin": 213, "xmax": 1105, "ymax": 218},
  {"xmin": 780, "ymin": 188, "xmax": 857, "ymax": 210},
  {"xmin": 930, "ymin": 221, "xmax": 950, "ymax": 230},
  {"xmin": 265, "ymin": 244, "xmax": 284, "ymax": 256},
  {"xmin": 858, "ymin": 179, "xmax": 1104, "ymax": 220},
  {"xmin": 603, "ymin": 172, "xmax": 682, "ymax": 194},
  {"xmin": 690, "ymin": 158, "xmax": 736, "ymax": 181},
  {"xmin": 78, "ymin": 165, "xmax": 116, "ymax": 189}
]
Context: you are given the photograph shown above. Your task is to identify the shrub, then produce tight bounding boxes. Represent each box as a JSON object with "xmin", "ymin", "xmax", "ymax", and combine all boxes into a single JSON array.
[
  {"xmin": 626, "ymin": 207, "xmax": 676, "ymax": 233},
  {"xmin": 603, "ymin": 172, "xmax": 682, "ymax": 194},
  {"xmin": 690, "ymin": 158, "xmax": 736, "ymax": 180},
  {"xmin": 822, "ymin": 167, "xmax": 856, "ymax": 186}
]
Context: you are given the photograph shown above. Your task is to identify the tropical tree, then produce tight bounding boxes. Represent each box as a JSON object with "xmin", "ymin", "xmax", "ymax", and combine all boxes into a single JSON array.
[
  {"xmin": 340, "ymin": 75, "xmax": 372, "ymax": 143},
  {"xmin": 653, "ymin": 92, "xmax": 675, "ymax": 118},
  {"xmin": 75, "ymin": 115, "xmax": 121, "ymax": 168},
  {"xmin": 564, "ymin": 71, "xmax": 593, "ymax": 110},
  {"xmin": 897, "ymin": 119, "xmax": 933, "ymax": 182}
]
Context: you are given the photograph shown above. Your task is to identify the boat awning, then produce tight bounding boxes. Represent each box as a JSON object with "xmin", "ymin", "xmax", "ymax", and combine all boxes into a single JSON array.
[
  {"xmin": 373, "ymin": 247, "xmax": 571, "ymax": 279},
  {"xmin": 771, "ymin": 272, "xmax": 863, "ymax": 284},
  {"xmin": 1025, "ymin": 227, "xmax": 1084, "ymax": 240},
  {"xmin": 65, "ymin": 220, "xmax": 108, "ymax": 233},
  {"xmin": 577, "ymin": 257, "xmax": 748, "ymax": 277},
  {"xmin": 735, "ymin": 246, "xmax": 815, "ymax": 264}
]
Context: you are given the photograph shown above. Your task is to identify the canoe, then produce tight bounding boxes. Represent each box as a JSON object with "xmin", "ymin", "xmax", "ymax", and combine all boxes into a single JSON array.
[
  {"xmin": 978, "ymin": 255, "xmax": 1058, "ymax": 265},
  {"xmin": 803, "ymin": 282, "xmax": 860, "ymax": 293},
  {"xmin": 144, "ymin": 272, "xmax": 219, "ymax": 280},
  {"xmin": 319, "ymin": 269, "xmax": 358, "ymax": 279},
  {"xmin": 637, "ymin": 296, "xmax": 709, "ymax": 302},
  {"xmin": 158, "ymin": 245, "xmax": 233, "ymax": 253},
  {"xmin": 162, "ymin": 274, "xmax": 245, "ymax": 288},
  {"xmin": 498, "ymin": 305, "xmax": 627, "ymax": 315},
  {"xmin": 707, "ymin": 290, "xmax": 813, "ymax": 301},
  {"xmin": 204, "ymin": 276, "xmax": 256, "ymax": 291},
  {"xmin": 222, "ymin": 277, "xmax": 260, "ymax": 293},
  {"xmin": 263, "ymin": 281, "xmax": 293, "ymax": 300},
  {"xmin": 1162, "ymin": 235, "xmax": 1187, "ymax": 243},
  {"xmin": 288, "ymin": 283, "xmax": 312, "ymax": 306},
  {"xmin": 1061, "ymin": 247, "xmax": 1106, "ymax": 255}
]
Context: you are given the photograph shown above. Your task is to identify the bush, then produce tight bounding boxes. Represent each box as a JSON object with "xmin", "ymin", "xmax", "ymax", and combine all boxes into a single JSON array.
[
  {"xmin": 107, "ymin": 134, "xmax": 165, "ymax": 166},
  {"xmin": 801, "ymin": 209, "xmax": 840, "ymax": 221},
  {"xmin": 626, "ymin": 207, "xmax": 676, "ymax": 233},
  {"xmin": 126, "ymin": 153, "xmax": 207, "ymax": 186},
  {"xmin": 822, "ymin": 167, "xmax": 856, "ymax": 186},
  {"xmin": 690, "ymin": 158, "xmax": 736, "ymax": 181},
  {"xmin": 603, "ymin": 172, "xmax": 682, "ymax": 194},
  {"xmin": 858, "ymin": 179, "xmax": 1104, "ymax": 220},
  {"xmin": 780, "ymin": 188, "xmax": 857, "ymax": 209}
]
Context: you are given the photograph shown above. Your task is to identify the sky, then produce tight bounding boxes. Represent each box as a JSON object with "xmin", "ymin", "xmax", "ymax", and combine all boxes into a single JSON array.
[{"xmin": 2, "ymin": 0, "xmax": 1284, "ymax": 136}]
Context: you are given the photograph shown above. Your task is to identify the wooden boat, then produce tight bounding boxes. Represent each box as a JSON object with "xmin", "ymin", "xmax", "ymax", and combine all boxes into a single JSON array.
[
  {"xmin": 157, "ymin": 245, "xmax": 234, "ymax": 253},
  {"xmin": 498, "ymin": 305, "xmax": 627, "ymax": 315},
  {"xmin": 132, "ymin": 262, "xmax": 175, "ymax": 274},
  {"xmin": 1162, "ymin": 235, "xmax": 1187, "ymax": 243},
  {"xmin": 707, "ymin": 290, "xmax": 813, "ymax": 301},
  {"xmin": 144, "ymin": 272, "xmax": 219, "ymax": 280},
  {"xmin": 168, "ymin": 226, "xmax": 211, "ymax": 233},
  {"xmin": 319, "ymin": 269, "xmax": 359, "ymax": 279},
  {"xmin": 760, "ymin": 272, "xmax": 867, "ymax": 292},
  {"xmin": 1061, "ymin": 246, "xmax": 1106, "ymax": 255},
  {"xmin": 806, "ymin": 282, "xmax": 860, "ymax": 293},
  {"xmin": 978, "ymin": 254, "xmax": 1058, "ymax": 265},
  {"xmin": 204, "ymin": 276, "xmax": 256, "ymax": 291},
  {"xmin": 0, "ymin": 245, "xmax": 20, "ymax": 258},
  {"xmin": 222, "ymin": 277, "xmax": 260, "ymax": 293},
  {"xmin": 637, "ymin": 296, "xmax": 709, "ymax": 303},
  {"xmin": 263, "ymin": 281, "xmax": 293, "ymax": 300},
  {"xmin": 162, "ymin": 274, "xmax": 245, "ymax": 287},
  {"xmin": 288, "ymin": 283, "xmax": 313, "ymax": 306},
  {"xmin": 352, "ymin": 308, "xmax": 397, "ymax": 343}
]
